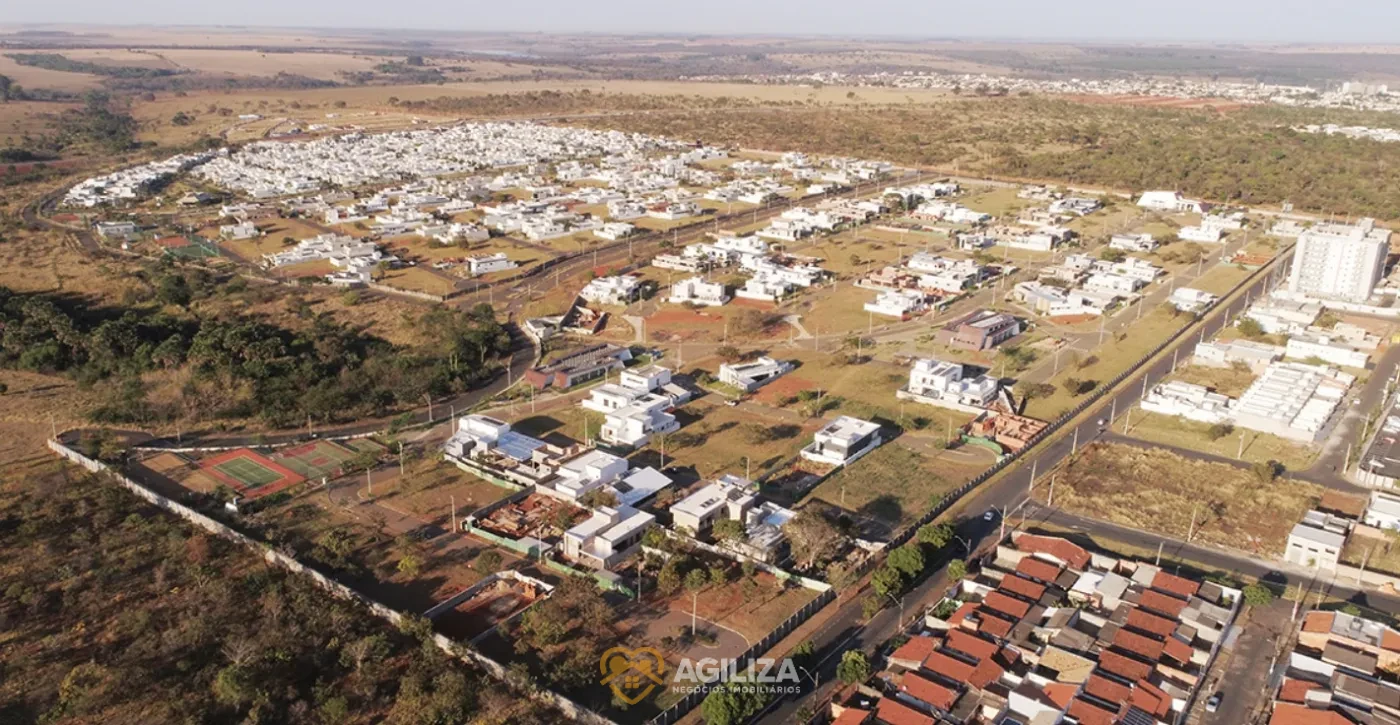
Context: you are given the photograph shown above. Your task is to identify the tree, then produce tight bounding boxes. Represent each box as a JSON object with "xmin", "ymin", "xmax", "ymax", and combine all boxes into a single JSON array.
[
  {"xmin": 1241, "ymin": 583, "xmax": 1275, "ymax": 607},
  {"xmin": 709, "ymin": 565, "xmax": 728, "ymax": 587},
  {"xmin": 836, "ymin": 650, "xmax": 871, "ymax": 685},
  {"xmin": 580, "ymin": 488, "xmax": 619, "ymax": 508},
  {"xmin": 917, "ymin": 522, "xmax": 954, "ymax": 548},
  {"xmin": 715, "ymin": 345, "xmax": 742, "ymax": 362},
  {"xmin": 1252, "ymin": 459, "xmax": 1284, "ymax": 484},
  {"xmin": 684, "ymin": 568, "xmax": 709, "ymax": 593},
  {"xmin": 1237, "ymin": 318, "xmax": 1266, "ymax": 339},
  {"xmin": 887, "ymin": 545, "xmax": 926, "ymax": 578},
  {"xmin": 785, "ymin": 510, "xmax": 843, "ymax": 570},
  {"xmin": 712, "ymin": 518, "xmax": 746, "ymax": 544},
  {"xmin": 871, "ymin": 565, "xmax": 904, "ymax": 599},
  {"xmin": 947, "ymin": 559, "xmax": 968, "ymax": 581},
  {"xmin": 1099, "ymin": 248, "xmax": 1127, "ymax": 263},
  {"xmin": 170, "ymin": 111, "xmax": 193, "ymax": 126},
  {"xmin": 700, "ymin": 680, "xmax": 768, "ymax": 725},
  {"xmin": 472, "ymin": 550, "xmax": 503, "ymax": 576},
  {"xmin": 1207, "ymin": 422, "xmax": 1235, "ymax": 440},
  {"xmin": 657, "ymin": 559, "xmax": 684, "ymax": 595}
]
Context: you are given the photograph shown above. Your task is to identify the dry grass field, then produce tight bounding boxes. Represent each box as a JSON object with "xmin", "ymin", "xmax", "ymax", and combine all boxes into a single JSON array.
[
  {"xmin": 1051, "ymin": 443, "xmax": 1322, "ymax": 555},
  {"xmin": 1120, "ymin": 411, "xmax": 1317, "ymax": 471},
  {"xmin": 0, "ymin": 54, "xmax": 102, "ymax": 91}
]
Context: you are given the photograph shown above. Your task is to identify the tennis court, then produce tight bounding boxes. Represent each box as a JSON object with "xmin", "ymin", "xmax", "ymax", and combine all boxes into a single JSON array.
[
  {"xmin": 201, "ymin": 449, "xmax": 305, "ymax": 499},
  {"xmin": 272, "ymin": 439, "xmax": 362, "ymax": 480}
]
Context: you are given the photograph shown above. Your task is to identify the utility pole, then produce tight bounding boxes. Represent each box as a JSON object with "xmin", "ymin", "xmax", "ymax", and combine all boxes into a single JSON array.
[
  {"xmin": 1237, "ymin": 432, "xmax": 1246, "ymax": 460},
  {"xmin": 692, "ymin": 590, "xmax": 699, "ymax": 636},
  {"xmin": 1156, "ymin": 540, "xmax": 1164, "ymax": 566},
  {"xmin": 1359, "ymin": 546, "xmax": 1374, "ymax": 585},
  {"xmin": 1048, "ymin": 476, "xmax": 1056, "ymax": 507},
  {"xmin": 451, "ymin": 495, "xmax": 457, "ymax": 532},
  {"xmin": 1187, "ymin": 503, "xmax": 1201, "ymax": 543},
  {"xmin": 424, "ymin": 394, "xmax": 433, "ymax": 423},
  {"xmin": 1071, "ymin": 426, "xmax": 1079, "ymax": 456},
  {"xmin": 366, "ymin": 466, "xmax": 373, "ymax": 497},
  {"xmin": 399, "ymin": 442, "xmax": 405, "ymax": 476}
]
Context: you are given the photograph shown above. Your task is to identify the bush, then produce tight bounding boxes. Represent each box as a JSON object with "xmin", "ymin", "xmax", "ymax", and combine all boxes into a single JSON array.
[
  {"xmin": 1241, "ymin": 583, "xmax": 1274, "ymax": 607},
  {"xmin": 1207, "ymin": 422, "xmax": 1235, "ymax": 440},
  {"xmin": 947, "ymin": 559, "xmax": 968, "ymax": 581}
]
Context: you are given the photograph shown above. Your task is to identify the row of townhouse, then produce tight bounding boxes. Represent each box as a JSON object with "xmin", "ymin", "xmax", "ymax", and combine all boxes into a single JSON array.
[
  {"xmin": 65, "ymin": 151, "xmax": 219, "ymax": 207},
  {"xmin": 837, "ymin": 532, "xmax": 1239, "ymax": 725},
  {"xmin": 1265, "ymin": 609, "xmax": 1400, "ymax": 724}
]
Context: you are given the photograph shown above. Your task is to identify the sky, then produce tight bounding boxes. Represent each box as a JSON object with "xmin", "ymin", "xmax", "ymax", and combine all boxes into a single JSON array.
[{"xmin": 7, "ymin": 1, "xmax": 1400, "ymax": 45}]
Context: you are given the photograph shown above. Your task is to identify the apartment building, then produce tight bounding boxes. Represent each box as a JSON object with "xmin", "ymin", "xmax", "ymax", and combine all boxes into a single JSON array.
[{"xmin": 1287, "ymin": 218, "xmax": 1391, "ymax": 302}]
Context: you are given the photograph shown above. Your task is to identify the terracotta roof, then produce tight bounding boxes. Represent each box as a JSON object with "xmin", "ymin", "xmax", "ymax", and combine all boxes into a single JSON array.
[
  {"xmin": 1139, "ymin": 589, "xmax": 1188, "ymax": 619},
  {"xmin": 834, "ymin": 708, "xmax": 871, "ymax": 725},
  {"xmin": 1302, "ymin": 611, "xmax": 1334, "ymax": 634},
  {"xmin": 1084, "ymin": 674, "xmax": 1133, "ymax": 706},
  {"xmin": 1068, "ymin": 696, "xmax": 1118, "ymax": 725},
  {"xmin": 1132, "ymin": 679, "xmax": 1173, "ymax": 717},
  {"xmin": 1278, "ymin": 678, "xmax": 1324, "ymax": 704},
  {"xmin": 1098, "ymin": 650, "xmax": 1154, "ymax": 682},
  {"xmin": 975, "ymin": 609, "xmax": 1014, "ymax": 639},
  {"xmin": 947, "ymin": 602, "xmax": 977, "ymax": 628},
  {"xmin": 890, "ymin": 636, "xmax": 938, "ymax": 666},
  {"xmin": 984, "ymin": 591, "xmax": 1033, "ymax": 620},
  {"xmin": 945, "ymin": 629, "xmax": 999, "ymax": 662},
  {"xmin": 901, "ymin": 673, "xmax": 958, "ymax": 711},
  {"xmin": 1126, "ymin": 609, "xmax": 1178, "ymax": 639},
  {"xmin": 875, "ymin": 697, "xmax": 935, "ymax": 725},
  {"xmin": 1151, "ymin": 571, "xmax": 1201, "ymax": 599},
  {"xmin": 1113, "ymin": 629, "xmax": 1165, "ymax": 661},
  {"xmin": 1383, "ymin": 628, "xmax": 1400, "ymax": 653},
  {"xmin": 1016, "ymin": 556, "xmax": 1062, "ymax": 583},
  {"xmin": 922, "ymin": 651, "xmax": 976, "ymax": 684},
  {"xmin": 968, "ymin": 656, "xmax": 1005, "ymax": 690},
  {"xmin": 1162, "ymin": 636, "xmax": 1195, "ymax": 666},
  {"xmin": 1269, "ymin": 702, "xmax": 1357, "ymax": 725},
  {"xmin": 1045, "ymin": 682, "xmax": 1078, "ymax": 709},
  {"xmin": 999, "ymin": 573, "xmax": 1047, "ymax": 602},
  {"xmin": 1015, "ymin": 534, "xmax": 1091, "ymax": 569}
]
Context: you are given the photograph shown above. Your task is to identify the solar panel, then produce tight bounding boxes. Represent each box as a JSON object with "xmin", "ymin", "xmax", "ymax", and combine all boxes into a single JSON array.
[{"xmin": 496, "ymin": 431, "xmax": 545, "ymax": 461}]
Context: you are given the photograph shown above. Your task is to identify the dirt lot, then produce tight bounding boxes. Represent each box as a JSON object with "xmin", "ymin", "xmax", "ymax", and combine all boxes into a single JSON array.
[
  {"xmin": 1121, "ymin": 411, "xmax": 1318, "ymax": 472},
  {"xmin": 1050, "ymin": 443, "xmax": 1322, "ymax": 555},
  {"xmin": 802, "ymin": 441, "xmax": 974, "ymax": 538}
]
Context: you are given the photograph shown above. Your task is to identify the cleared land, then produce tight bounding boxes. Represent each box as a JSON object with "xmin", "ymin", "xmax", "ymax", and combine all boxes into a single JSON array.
[
  {"xmin": 1050, "ymin": 443, "xmax": 1322, "ymax": 555},
  {"xmin": 803, "ymin": 442, "xmax": 970, "ymax": 535},
  {"xmin": 1120, "ymin": 411, "xmax": 1317, "ymax": 471}
]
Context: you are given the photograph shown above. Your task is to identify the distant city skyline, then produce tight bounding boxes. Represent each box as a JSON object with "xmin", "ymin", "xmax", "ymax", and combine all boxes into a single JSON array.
[{"xmin": 5, "ymin": 1, "xmax": 1400, "ymax": 45}]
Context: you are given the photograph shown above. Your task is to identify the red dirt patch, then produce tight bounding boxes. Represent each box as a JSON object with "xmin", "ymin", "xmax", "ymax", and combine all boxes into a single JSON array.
[
  {"xmin": 753, "ymin": 374, "xmax": 815, "ymax": 405},
  {"xmin": 1048, "ymin": 313, "xmax": 1100, "ymax": 325}
]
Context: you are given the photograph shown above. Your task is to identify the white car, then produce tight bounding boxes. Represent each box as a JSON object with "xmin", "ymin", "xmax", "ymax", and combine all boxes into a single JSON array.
[{"xmin": 1205, "ymin": 693, "xmax": 1222, "ymax": 713}]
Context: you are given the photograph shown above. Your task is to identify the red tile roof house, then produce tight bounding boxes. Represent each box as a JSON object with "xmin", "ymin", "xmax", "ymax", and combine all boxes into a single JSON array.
[
  {"xmin": 875, "ymin": 696, "xmax": 935, "ymax": 725},
  {"xmin": 888, "ymin": 636, "xmax": 939, "ymax": 671}
]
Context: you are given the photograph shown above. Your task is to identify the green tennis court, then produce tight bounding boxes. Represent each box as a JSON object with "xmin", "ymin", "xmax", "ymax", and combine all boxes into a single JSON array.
[
  {"xmin": 272, "ymin": 440, "xmax": 361, "ymax": 480},
  {"xmin": 201, "ymin": 448, "xmax": 305, "ymax": 498},
  {"xmin": 214, "ymin": 457, "xmax": 284, "ymax": 488}
]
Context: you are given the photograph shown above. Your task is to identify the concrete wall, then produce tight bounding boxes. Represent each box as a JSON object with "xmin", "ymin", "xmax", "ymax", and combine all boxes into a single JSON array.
[{"xmin": 48, "ymin": 439, "xmax": 616, "ymax": 725}]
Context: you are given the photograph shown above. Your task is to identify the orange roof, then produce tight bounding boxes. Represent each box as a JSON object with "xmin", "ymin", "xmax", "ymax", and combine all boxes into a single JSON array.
[
  {"xmin": 875, "ymin": 697, "xmax": 935, "ymax": 725},
  {"xmin": 1016, "ymin": 556, "xmax": 1062, "ymax": 583},
  {"xmin": 1139, "ymin": 590, "xmax": 1188, "ymax": 619},
  {"xmin": 1098, "ymin": 650, "xmax": 1154, "ymax": 682},
  {"xmin": 891, "ymin": 636, "xmax": 938, "ymax": 666},
  {"xmin": 1113, "ymin": 629, "xmax": 1165, "ymax": 661},
  {"xmin": 1126, "ymin": 609, "xmax": 1178, "ymax": 639},
  {"xmin": 1068, "ymin": 696, "xmax": 1118, "ymax": 725},
  {"xmin": 1302, "ymin": 612, "xmax": 1334, "ymax": 633},
  {"xmin": 945, "ymin": 629, "xmax": 999, "ymax": 662},
  {"xmin": 1162, "ymin": 637, "xmax": 1195, "ymax": 666},
  {"xmin": 1152, "ymin": 571, "xmax": 1201, "ymax": 599},
  {"xmin": 984, "ymin": 591, "xmax": 1033, "ymax": 620},
  {"xmin": 1382, "ymin": 627, "xmax": 1400, "ymax": 653},
  {"xmin": 976, "ymin": 609, "xmax": 1015, "ymax": 639},
  {"xmin": 947, "ymin": 602, "xmax": 977, "ymax": 628},
  {"xmin": 901, "ymin": 673, "xmax": 958, "ymax": 711},
  {"xmin": 1269, "ymin": 702, "xmax": 1356, "ymax": 725},
  {"xmin": 968, "ymin": 657, "xmax": 1005, "ymax": 690},
  {"xmin": 1278, "ymin": 678, "xmax": 1324, "ymax": 704},
  {"xmin": 1015, "ymin": 534, "xmax": 1091, "ymax": 569},
  {"xmin": 999, "ymin": 574, "xmax": 1047, "ymax": 602},
  {"xmin": 834, "ymin": 708, "xmax": 871, "ymax": 725},
  {"xmin": 1045, "ymin": 682, "xmax": 1078, "ymax": 709},
  {"xmin": 1084, "ymin": 674, "xmax": 1133, "ymax": 707},
  {"xmin": 922, "ymin": 651, "xmax": 976, "ymax": 684},
  {"xmin": 1132, "ymin": 679, "xmax": 1173, "ymax": 717}
]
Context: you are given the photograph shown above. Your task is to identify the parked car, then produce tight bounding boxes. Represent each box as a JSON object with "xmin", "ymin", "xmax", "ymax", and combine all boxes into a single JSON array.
[{"xmin": 1206, "ymin": 693, "xmax": 1222, "ymax": 713}]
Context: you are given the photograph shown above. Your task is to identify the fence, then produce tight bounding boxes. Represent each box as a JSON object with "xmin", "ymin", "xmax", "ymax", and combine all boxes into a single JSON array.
[
  {"xmin": 48, "ymin": 439, "xmax": 617, "ymax": 725},
  {"xmin": 647, "ymin": 588, "xmax": 837, "ymax": 725}
]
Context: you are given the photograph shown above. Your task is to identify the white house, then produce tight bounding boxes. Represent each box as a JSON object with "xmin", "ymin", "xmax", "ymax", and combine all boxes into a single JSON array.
[
  {"xmin": 719, "ymin": 357, "xmax": 793, "ymax": 392},
  {"xmin": 1137, "ymin": 191, "xmax": 1206, "ymax": 214},
  {"xmin": 864, "ymin": 289, "xmax": 928, "ymax": 320},
  {"xmin": 1179, "ymin": 225, "xmax": 1224, "ymax": 244},
  {"xmin": 443, "ymin": 415, "xmax": 547, "ymax": 463},
  {"xmin": 897, "ymin": 359, "xmax": 1000, "ymax": 412},
  {"xmin": 800, "ymin": 416, "xmax": 883, "ymax": 467},
  {"xmin": 1284, "ymin": 510, "xmax": 1350, "ymax": 570},
  {"xmin": 653, "ymin": 254, "xmax": 710, "ymax": 274},
  {"xmin": 1243, "ymin": 298, "xmax": 1323, "ymax": 336},
  {"xmin": 466, "ymin": 253, "xmax": 518, "ymax": 276},
  {"xmin": 221, "ymin": 222, "xmax": 259, "ymax": 240},
  {"xmin": 734, "ymin": 274, "xmax": 793, "ymax": 303},
  {"xmin": 1193, "ymin": 339, "xmax": 1285, "ymax": 373},
  {"xmin": 1169, "ymin": 287, "xmax": 1218, "ymax": 313},
  {"xmin": 580, "ymin": 275, "xmax": 643, "ymax": 306},
  {"xmin": 1364, "ymin": 491, "xmax": 1400, "ymax": 531},
  {"xmin": 1140, "ymin": 381, "xmax": 1234, "ymax": 424},
  {"xmin": 670, "ymin": 474, "xmax": 756, "ymax": 536},
  {"xmin": 562, "ymin": 505, "xmax": 655, "ymax": 570},
  {"xmin": 1285, "ymin": 332, "xmax": 1370, "ymax": 369},
  {"xmin": 551, "ymin": 449, "xmax": 629, "ymax": 502},
  {"xmin": 668, "ymin": 277, "xmax": 729, "ymax": 307},
  {"xmin": 599, "ymin": 394, "xmax": 679, "ymax": 448},
  {"xmin": 595, "ymin": 222, "xmax": 637, "ymax": 241},
  {"xmin": 1109, "ymin": 233, "xmax": 1158, "ymax": 253}
]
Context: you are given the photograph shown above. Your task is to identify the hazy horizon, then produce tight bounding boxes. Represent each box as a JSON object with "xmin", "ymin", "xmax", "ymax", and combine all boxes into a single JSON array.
[{"xmin": 4, "ymin": 1, "xmax": 1400, "ymax": 45}]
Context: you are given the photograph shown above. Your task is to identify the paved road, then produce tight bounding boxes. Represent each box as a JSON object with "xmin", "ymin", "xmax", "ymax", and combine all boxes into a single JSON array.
[{"xmin": 1192, "ymin": 599, "xmax": 1292, "ymax": 725}]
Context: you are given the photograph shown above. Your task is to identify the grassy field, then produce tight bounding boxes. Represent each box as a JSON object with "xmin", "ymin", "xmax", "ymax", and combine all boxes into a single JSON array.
[
  {"xmin": 1343, "ymin": 529, "xmax": 1400, "ymax": 578},
  {"xmin": 1187, "ymin": 263, "xmax": 1252, "ymax": 295},
  {"xmin": 377, "ymin": 266, "xmax": 459, "ymax": 296},
  {"xmin": 1024, "ymin": 306, "xmax": 1190, "ymax": 420},
  {"xmin": 1051, "ymin": 443, "xmax": 1322, "ymax": 555},
  {"xmin": 1169, "ymin": 362, "xmax": 1259, "ymax": 398},
  {"xmin": 803, "ymin": 442, "xmax": 969, "ymax": 535},
  {"xmin": 963, "ymin": 187, "xmax": 1031, "ymax": 219},
  {"xmin": 1120, "ymin": 410, "xmax": 1318, "ymax": 471},
  {"xmin": 645, "ymin": 404, "xmax": 818, "ymax": 481}
]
